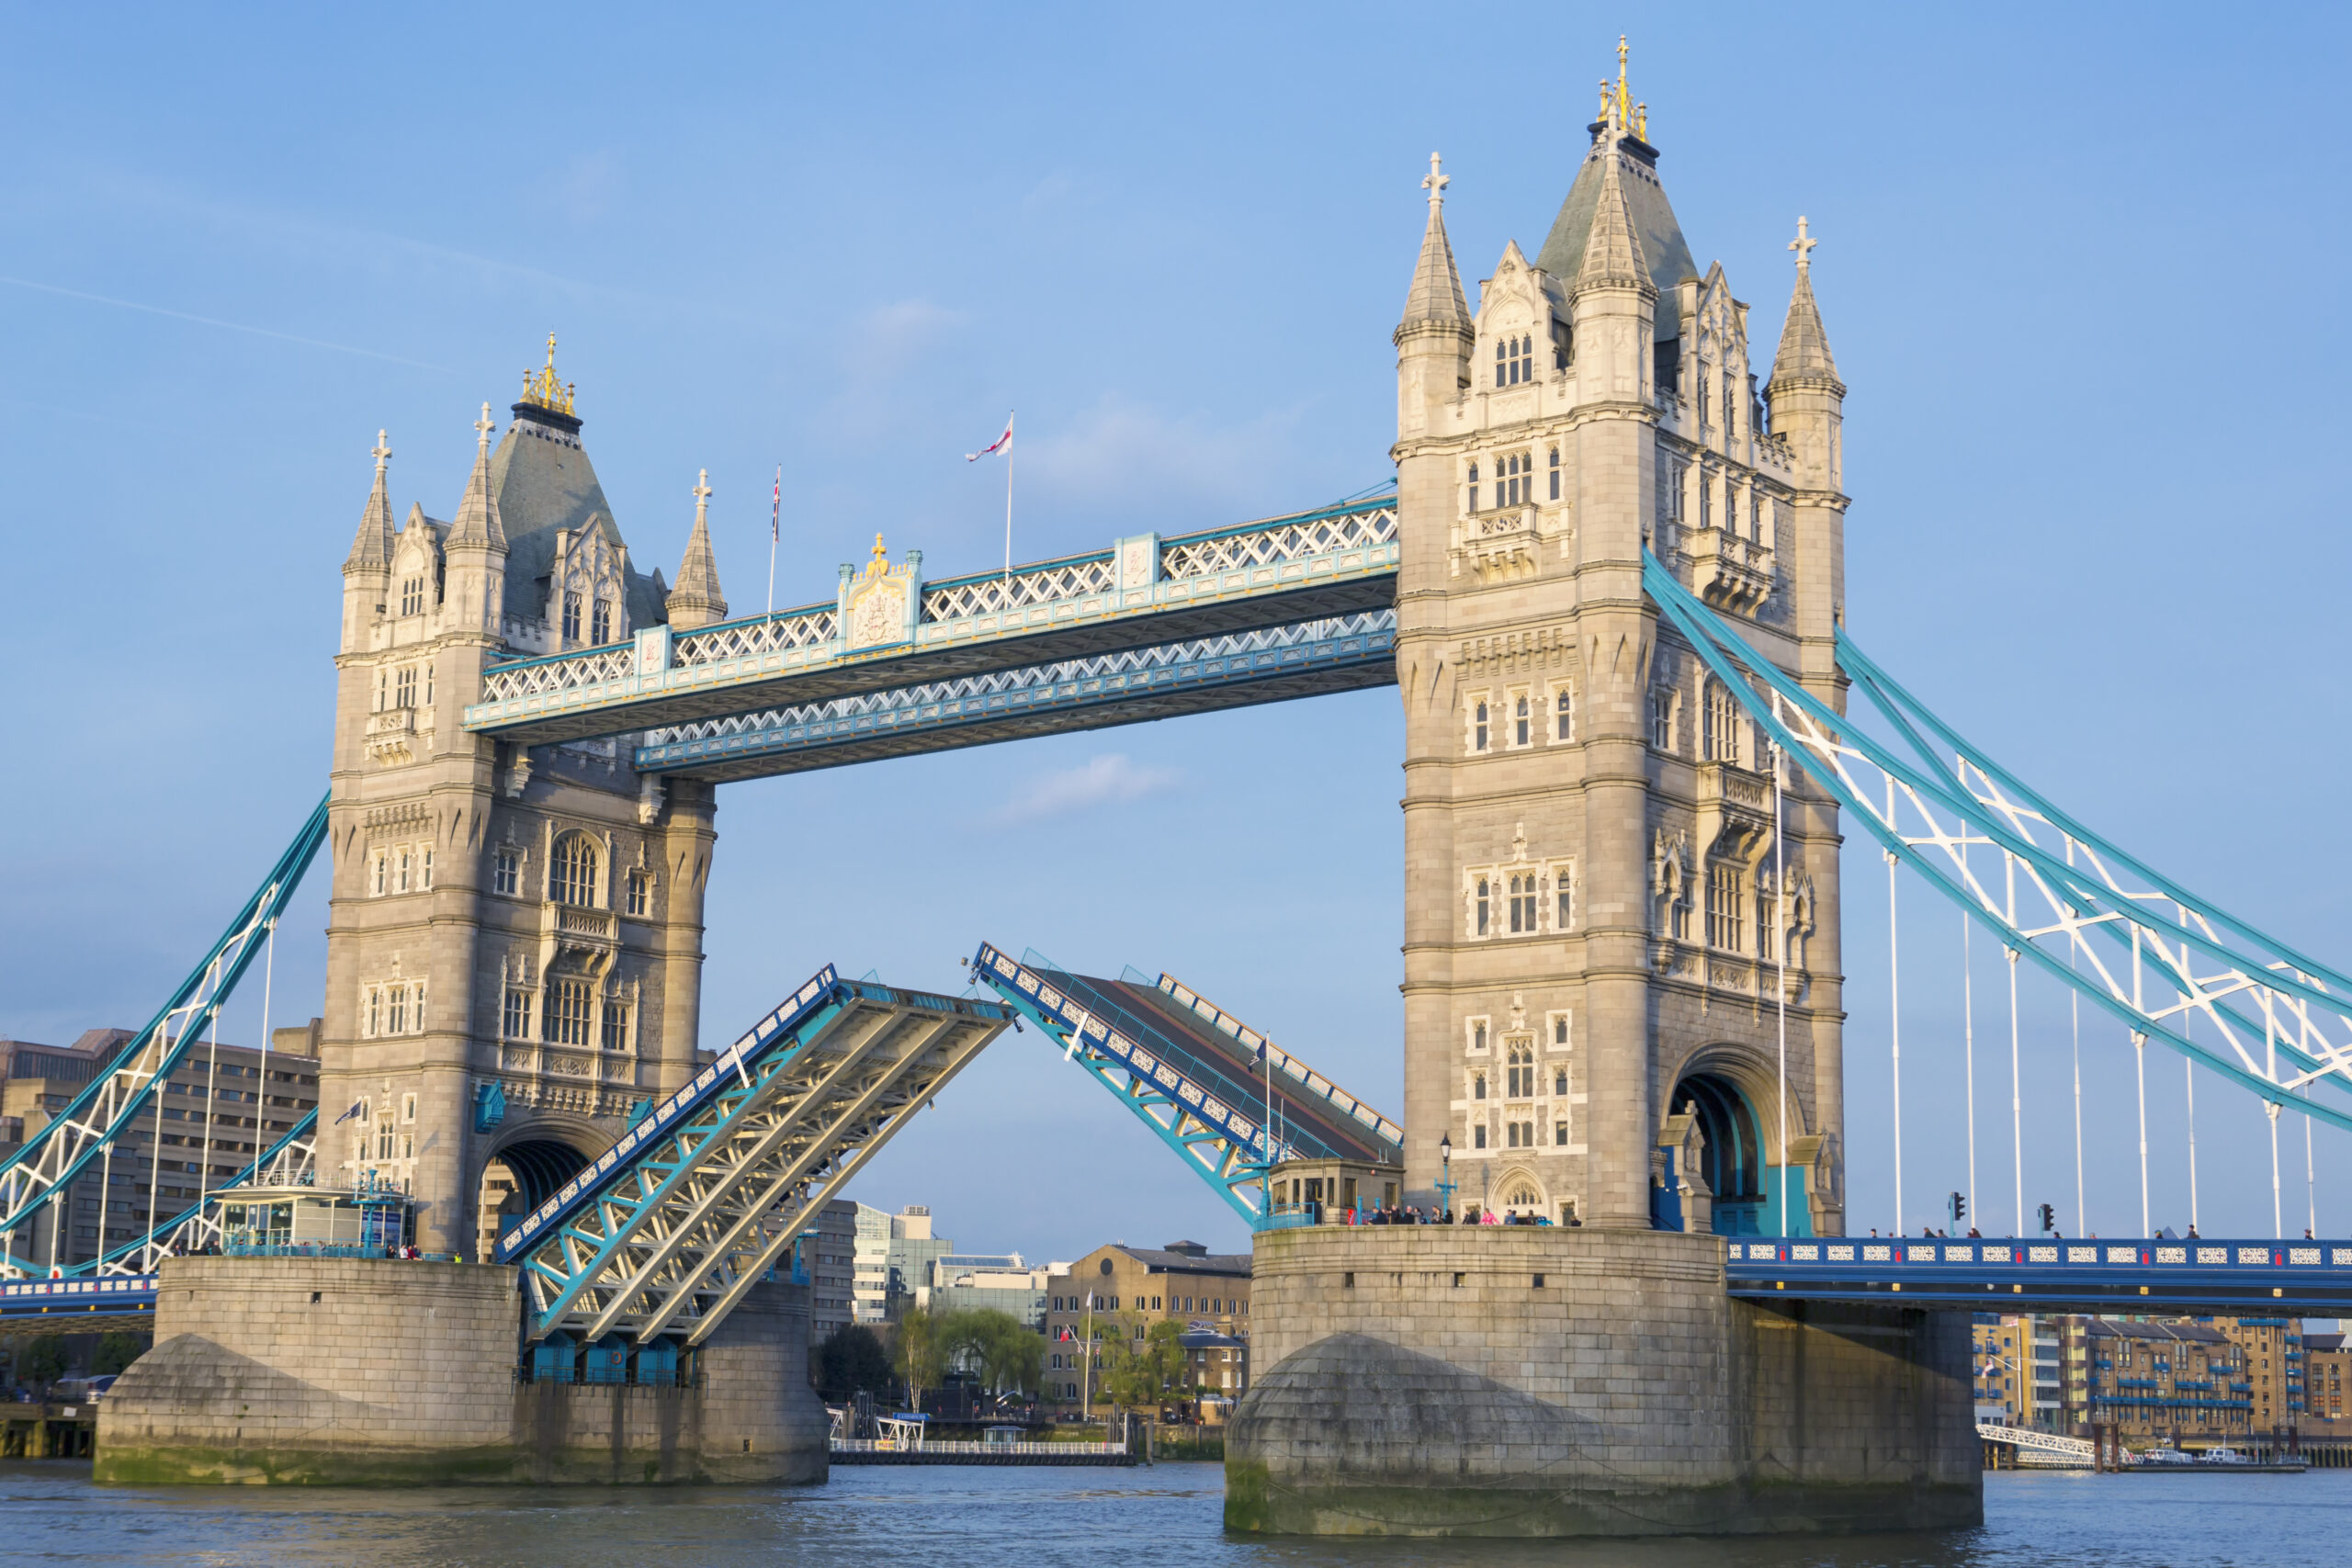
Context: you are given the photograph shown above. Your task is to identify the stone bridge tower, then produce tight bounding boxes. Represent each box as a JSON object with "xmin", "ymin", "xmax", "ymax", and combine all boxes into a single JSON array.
[
  {"xmin": 1392, "ymin": 60, "xmax": 1849, "ymax": 1235},
  {"xmin": 323, "ymin": 344, "xmax": 727, "ymax": 1255}
]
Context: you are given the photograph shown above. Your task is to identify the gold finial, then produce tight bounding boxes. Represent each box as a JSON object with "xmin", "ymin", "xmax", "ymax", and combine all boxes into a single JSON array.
[
  {"xmin": 1635, "ymin": 102, "xmax": 1647, "ymax": 140},
  {"xmin": 1789, "ymin": 215, "xmax": 1818, "ymax": 273},
  {"xmin": 520, "ymin": 333, "xmax": 577, "ymax": 416},
  {"xmin": 867, "ymin": 532, "xmax": 889, "ymax": 576}
]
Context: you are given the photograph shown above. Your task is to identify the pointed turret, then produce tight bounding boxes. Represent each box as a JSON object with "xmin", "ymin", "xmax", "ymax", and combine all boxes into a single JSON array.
[
  {"xmin": 344, "ymin": 430, "xmax": 396, "ymax": 574},
  {"xmin": 447, "ymin": 404, "xmax": 508, "ymax": 553},
  {"xmin": 665, "ymin": 469, "xmax": 728, "ymax": 629},
  {"xmin": 1574, "ymin": 141, "xmax": 1652, "ymax": 297},
  {"xmin": 1397, "ymin": 152, "xmax": 1471, "ymax": 338},
  {"xmin": 1767, "ymin": 217, "xmax": 1841, "ymax": 391}
]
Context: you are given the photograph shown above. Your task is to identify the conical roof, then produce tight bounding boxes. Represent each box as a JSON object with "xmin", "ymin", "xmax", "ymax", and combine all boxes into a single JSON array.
[
  {"xmin": 344, "ymin": 430, "xmax": 395, "ymax": 572},
  {"xmin": 492, "ymin": 397, "xmax": 669, "ymax": 629},
  {"xmin": 1574, "ymin": 142, "xmax": 1652, "ymax": 294},
  {"xmin": 1398, "ymin": 154, "xmax": 1470, "ymax": 334},
  {"xmin": 447, "ymin": 404, "xmax": 508, "ymax": 553},
  {"xmin": 666, "ymin": 470, "xmax": 727, "ymax": 624},
  {"xmin": 1769, "ymin": 252, "xmax": 1840, "ymax": 388},
  {"xmin": 1534, "ymin": 134, "xmax": 1695, "ymax": 335}
]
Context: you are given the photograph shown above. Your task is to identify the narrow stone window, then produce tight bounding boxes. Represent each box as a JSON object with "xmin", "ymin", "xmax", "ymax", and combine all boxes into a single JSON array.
[
  {"xmin": 601, "ymin": 998, "xmax": 630, "ymax": 1053},
  {"xmin": 1554, "ymin": 688, "xmax": 1573, "ymax": 742},
  {"xmin": 1554, "ymin": 1067, "xmax": 1568, "ymax": 1096},
  {"xmin": 1758, "ymin": 885, "xmax": 1777, "ymax": 962},
  {"xmin": 502, "ymin": 987, "xmax": 531, "ymax": 1040},
  {"xmin": 1548, "ymin": 446, "xmax": 1561, "ymax": 500},
  {"xmin": 1555, "ymin": 1121, "xmax": 1569, "ymax": 1146},
  {"xmin": 1472, "ymin": 1124, "xmax": 1487, "ymax": 1151},
  {"xmin": 396, "ymin": 850, "xmax": 412, "ymax": 894},
  {"xmin": 370, "ymin": 852, "xmax": 387, "ymax": 897},
  {"xmin": 1553, "ymin": 1015, "xmax": 1568, "ymax": 1048},
  {"xmin": 627, "ymin": 869, "xmax": 650, "ymax": 917},
  {"xmin": 591, "ymin": 598, "xmax": 612, "ymax": 644},
  {"xmin": 1553, "ymin": 863, "xmax": 1574, "ymax": 930},
  {"xmin": 562, "ymin": 592, "xmax": 582, "ymax": 641},
  {"xmin": 1474, "ymin": 701, "xmax": 1489, "ymax": 752},
  {"xmin": 493, "ymin": 848, "xmax": 520, "ymax": 897},
  {"xmin": 1514, "ymin": 696, "xmax": 1531, "ymax": 747},
  {"xmin": 1507, "ymin": 1043, "xmax": 1532, "ymax": 1097},
  {"xmin": 1466, "ymin": 463, "xmax": 1479, "ymax": 512},
  {"xmin": 1476, "ymin": 877, "xmax": 1490, "ymax": 935},
  {"xmin": 420, "ymin": 847, "xmax": 434, "ymax": 891},
  {"xmin": 1649, "ymin": 688, "xmax": 1677, "ymax": 751},
  {"xmin": 1473, "ymin": 1072, "xmax": 1487, "ymax": 1101}
]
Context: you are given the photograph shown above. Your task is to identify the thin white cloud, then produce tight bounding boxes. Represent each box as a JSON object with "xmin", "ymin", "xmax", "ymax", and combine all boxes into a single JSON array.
[
  {"xmin": 1019, "ymin": 393, "xmax": 1308, "ymax": 515},
  {"xmin": 0, "ymin": 274, "xmax": 456, "ymax": 372},
  {"xmin": 992, "ymin": 753, "xmax": 1182, "ymax": 826}
]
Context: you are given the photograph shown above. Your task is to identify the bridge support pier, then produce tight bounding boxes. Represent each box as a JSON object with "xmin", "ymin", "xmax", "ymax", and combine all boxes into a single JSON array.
[
  {"xmin": 1226, "ymin": 1228, "xmax": 1978, "ymax": 1537},
  {"xmin": 93, "ymin": 1258, "xmax": 828, "ymax": 1485}
]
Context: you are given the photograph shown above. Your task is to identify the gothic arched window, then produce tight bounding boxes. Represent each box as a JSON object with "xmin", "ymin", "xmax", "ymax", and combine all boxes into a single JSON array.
[
  {"xmin": 1473, "ymin": 1072, "xmax": 1487, "ymax": 1101},
  {"xmin": 1466, "ymin": 463, "xmax": 1479, "ymax": 512},
  {"xmin": 562, "ymin": 592, "xmax": 582, "ymax": 641},
  {"xmin": 1506, "ymin": 1043, "xmax": 1532, "ymax": 1098},
  {"xmin": 1514, "ymin": 696, "xmax": 1531, "ymax": 748},
  {"xmin": 550, "ymin": 832, "xmax": 601, "ymax": 907},
  {"xmin": 1474, "ymin": 701, "xmax": 1489, "ymax": 753},
  {"xmin": 591, "ymin": 598, "xmax": 612, "ymax": 644},
  {"xmin": 1475, "ymin": 877, "xmax": 1490, "ymax": 936},
  {"xmin": 1548, "ymin": 446, "xmax": 1561, "ymax": 501},
  {"xmin": 1555, "ymin": 688, "xmax": 1573, "ymax": 742}
]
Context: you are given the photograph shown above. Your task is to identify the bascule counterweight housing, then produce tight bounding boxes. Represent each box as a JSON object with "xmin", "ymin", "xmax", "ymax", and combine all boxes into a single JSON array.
[{"xmin": 501, "ymin": 968, "xmax": 1014, "ymax": 1345}]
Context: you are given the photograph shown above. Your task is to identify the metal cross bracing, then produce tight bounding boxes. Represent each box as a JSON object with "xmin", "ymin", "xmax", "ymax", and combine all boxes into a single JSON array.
[
  {"xmin": 500, "ymin": 967, "xmax": 1015, "ymax": 1345},
  {"xmin": 634, "ymin": 612, "xmax": 1397, "ymax": 783},
  {"xmin": 971, "ymin": 944, "xmax": 1400, "ymax": 1227},
  {"xmin": 461, "ymin": 494, "xmax": 1398, "ymax": 747},
  {"xmin": 1644, "ymin": 553, "xmax": 2352, "ymax": 1150},
  {"xmin": 0, "ymin": 795, "xmax": 328, "ymax": 1280},
  {"xmin": 1724, "ymin": 1236, "xmax": 2352, "ymax": 1314}
]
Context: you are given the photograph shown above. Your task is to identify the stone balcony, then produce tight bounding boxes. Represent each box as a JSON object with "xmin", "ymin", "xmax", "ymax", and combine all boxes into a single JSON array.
[
  {"xmin": 1696, "ymin": 760, "xmax": 1774, "ymax": 864},
  {"xmin": 1686, "ymin": 525, "xmax": 1775, "ymax": 613},
  {"xmin": 538, "ymin": 900, "xmax": 617, "ymax": 975},
  {"xmin": 363, "ymin": 706, "xmax": 430, "ymax": 765},
  {"xmin": 1450, "ymin": 504, "xmax": 1546, "ymax": 582}
]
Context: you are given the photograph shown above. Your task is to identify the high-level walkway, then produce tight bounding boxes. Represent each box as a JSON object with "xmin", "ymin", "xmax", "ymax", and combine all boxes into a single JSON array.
[{"xmin": 460, "ymin": 496, "xmax": 1398, "ymax": 773}]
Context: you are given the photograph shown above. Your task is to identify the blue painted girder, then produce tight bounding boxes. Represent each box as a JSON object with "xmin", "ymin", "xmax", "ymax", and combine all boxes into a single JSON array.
[
  {"xmin": 1726, "ymin": 1235, "xmax": 2352, "ymax": 1314},
  {"xmin": 635, "ymin": 612, "xmax": 1396, "ymax": 784}
]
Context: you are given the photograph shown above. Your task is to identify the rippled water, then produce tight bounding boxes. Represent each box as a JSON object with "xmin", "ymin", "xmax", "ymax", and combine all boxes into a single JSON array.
[{"xmin": 1, "ymin": 1461, "xmax": 2345, "ymax": 1566}]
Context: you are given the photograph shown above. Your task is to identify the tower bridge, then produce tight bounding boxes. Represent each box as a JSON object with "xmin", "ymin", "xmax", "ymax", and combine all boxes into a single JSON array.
[{"xmin": 14, "ymin": 36, "xmax": 2352, "ymax": 1531}]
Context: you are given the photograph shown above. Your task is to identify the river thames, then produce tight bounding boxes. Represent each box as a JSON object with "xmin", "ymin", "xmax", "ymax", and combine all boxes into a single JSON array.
[{"xmin": 0, "ymin": 1461, "xmax": 2341, "ymax": 1566}]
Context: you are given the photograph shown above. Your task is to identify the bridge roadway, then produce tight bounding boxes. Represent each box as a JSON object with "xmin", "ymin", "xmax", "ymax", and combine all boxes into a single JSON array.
[
  {"xmin": 1724, "ymin": 1236, "xmax": 2352, "ymax": 1314},
  {"xmin": 459, "ymin": 495, "xmax": 1398, "ymax": 771}
]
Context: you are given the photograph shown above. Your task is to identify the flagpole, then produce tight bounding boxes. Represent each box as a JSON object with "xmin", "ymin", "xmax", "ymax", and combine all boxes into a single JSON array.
[
  {"xmin": 767, "ymin": 464, "xmax": 780, "ymax": 617},
  {"xmin": 1002, "ymin": 411, "xmax": 1015, "ymax": 586}
]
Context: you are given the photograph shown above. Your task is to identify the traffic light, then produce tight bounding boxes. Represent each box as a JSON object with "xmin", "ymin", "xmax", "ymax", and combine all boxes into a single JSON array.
[
  {"xmin": 1947, "ymin": 1191, "xmax": 1967, "ymax": 1225},
  {"xmin": 2037, "ymin": 1202, "xmax": 2056, "ymax": 1234}
]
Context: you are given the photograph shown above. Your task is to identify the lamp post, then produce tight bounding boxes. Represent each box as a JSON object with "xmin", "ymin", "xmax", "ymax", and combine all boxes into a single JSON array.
[{"xmin": 1437, "ymin": 1133, "xmax": 1456, "ymax": 1221}]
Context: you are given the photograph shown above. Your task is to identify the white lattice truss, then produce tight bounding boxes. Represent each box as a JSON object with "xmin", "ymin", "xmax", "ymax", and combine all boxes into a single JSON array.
[
  {"xmin": 640, "ymin": 612, "xmax": 1395, "ymax": 758},
  {"xmin": 481, "ymin": 644, "xmax": 635, "ymax": 701},
  {"xmin": 1646, "ymin": 552, "xmax": 2352, "ymax": 1134},
  {"xmin": 1158, "ymin": 505, "xmax": 1396, "ymax": 580},
  {"xmin": 922, "ymin": 556, "xmax": 1117, "ymax": 621},
  {"xmin": 1977, "ymin": 1424, "xmax": 2095, "ymax": 1462},
  {"xmin": 676, "ymin": 608, "xmax": 840, "ymax": 665},
  {"xmin": 513, "ymin": 985, "xmax": 1012, "ymax": 1344}
]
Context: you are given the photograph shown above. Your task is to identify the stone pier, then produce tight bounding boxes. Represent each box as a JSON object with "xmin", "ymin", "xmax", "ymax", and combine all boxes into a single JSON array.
[
  {"xmin": 1226, "ymin": 1228, "xmax": 1978, "ymax": 1536},
  {"xmin": 94, "ymin": 1257, "xmax": 829, "ymax": 1485}
]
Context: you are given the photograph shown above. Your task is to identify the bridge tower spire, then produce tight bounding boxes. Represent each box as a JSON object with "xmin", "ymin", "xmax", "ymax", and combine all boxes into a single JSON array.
[
  {"xmin": 1389, "ymin": 45, "xmax": 1846, "ymax": 1236},
  {"xmin": 665, "ymin": 469, "xmax": 729, "ymax": 630}
]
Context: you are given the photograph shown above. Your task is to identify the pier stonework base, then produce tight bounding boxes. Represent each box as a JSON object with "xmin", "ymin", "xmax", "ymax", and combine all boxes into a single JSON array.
[
  {"xmin": 1226, "ymin": 1229, "xmax": 1978, "ymax": 1537},
  {"xmin": 94, "ymin": 1258, "xmax": 828, "ymax": 1485}
]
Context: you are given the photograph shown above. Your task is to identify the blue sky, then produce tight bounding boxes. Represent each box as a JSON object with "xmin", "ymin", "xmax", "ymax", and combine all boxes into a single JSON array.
[{"xmin": 4, "ymin": 5, "xmax": 2348, "ymax": 1262}]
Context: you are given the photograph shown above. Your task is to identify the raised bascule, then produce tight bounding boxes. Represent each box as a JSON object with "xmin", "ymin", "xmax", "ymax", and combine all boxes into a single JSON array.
[{"xmin": 14, "ymin": 37, "xmax": 2352, "ymax": 1531}]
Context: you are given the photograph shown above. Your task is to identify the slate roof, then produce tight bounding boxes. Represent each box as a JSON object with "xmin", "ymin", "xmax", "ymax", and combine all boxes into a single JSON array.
[
  {"xmin": 1533, "ymin": 132, "xmax": 1699, "ymax": 340},
  {"xmin": 1111, "ymin": 1244, "xmax": 1250, "ymax": 1277},
  {"xmin": 491, "ymin": 404, "xmax": 669, "ymax": 629}
]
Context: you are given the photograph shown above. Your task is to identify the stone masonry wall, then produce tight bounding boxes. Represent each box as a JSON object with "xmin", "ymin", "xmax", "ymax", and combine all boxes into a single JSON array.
[
  {"xmin": 1227, "ymin": 1227, "xmax": 1976, "ymax": 1536},
  {"xmin": 95, "ymin": 1258, "xmax": 826, "ymax": 1485}
]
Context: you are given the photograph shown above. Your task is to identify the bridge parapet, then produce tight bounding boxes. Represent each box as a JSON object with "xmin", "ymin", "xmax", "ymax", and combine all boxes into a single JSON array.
[{"xmin": 1725, "ymin": 1235, "xmax": 2352, "ymax": 1313}]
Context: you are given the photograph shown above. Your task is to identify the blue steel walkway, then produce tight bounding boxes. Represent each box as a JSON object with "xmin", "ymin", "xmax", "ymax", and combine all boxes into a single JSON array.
[{"xmin": 1725, "ymin": 1236, "xmax": 2352, "ymax": 1314}]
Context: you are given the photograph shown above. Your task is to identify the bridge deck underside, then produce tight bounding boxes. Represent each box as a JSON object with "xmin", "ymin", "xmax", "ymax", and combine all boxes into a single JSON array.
[
  {"xmin": 476, "ymin": 577, "xmax": 1394, "ymax": 749},
  {"xmin": 638, "ymin": 614, "xmax": 1396, "ymax": 783},
  {"xmin": 1029, "ymin": 964, "xmax": 1390, "ymax": 1168},
  {"xmin": 507, "ymin": 970, "xmax": 1013, "ymax": 1344}
]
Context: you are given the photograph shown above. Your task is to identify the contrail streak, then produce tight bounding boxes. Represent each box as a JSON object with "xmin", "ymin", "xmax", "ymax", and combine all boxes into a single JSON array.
[{"xmin": 0, "ymin": 275, "xmax": 453, "ymax": 373}]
